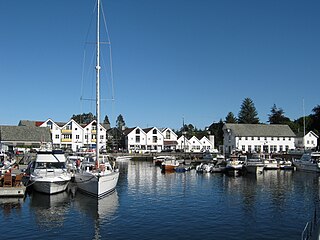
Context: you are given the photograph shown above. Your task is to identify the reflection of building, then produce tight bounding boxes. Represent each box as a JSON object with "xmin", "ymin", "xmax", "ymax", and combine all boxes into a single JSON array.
[
  {"xmin": 295, "ymin": 131, "xmax": 319, "ymax": 150},
  {"xmin": 223, "ymin": 123, "xmax": 296, "ymax": 155}
]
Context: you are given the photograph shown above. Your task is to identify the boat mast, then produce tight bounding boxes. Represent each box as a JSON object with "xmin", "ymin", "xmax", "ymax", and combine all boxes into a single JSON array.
[{"xmin": 96, "ymin": 0, "xmax": 101, "ymax": 166}]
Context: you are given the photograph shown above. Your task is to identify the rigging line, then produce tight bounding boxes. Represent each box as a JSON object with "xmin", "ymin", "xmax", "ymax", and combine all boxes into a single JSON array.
[{"xmin": 101, "ymin": 0, "xmax": 115, "ymax": 102}]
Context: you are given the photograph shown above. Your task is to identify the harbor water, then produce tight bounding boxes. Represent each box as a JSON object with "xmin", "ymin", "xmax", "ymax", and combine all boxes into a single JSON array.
[{"xmin": 1, "ymin": 161, "xmax": 320, "ymax": 240}]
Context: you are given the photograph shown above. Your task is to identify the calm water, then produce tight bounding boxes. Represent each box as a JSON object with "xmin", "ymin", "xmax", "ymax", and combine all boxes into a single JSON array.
[{"xmin": 1, "ymin": 161, "xmax": 320, "ymax": 240}]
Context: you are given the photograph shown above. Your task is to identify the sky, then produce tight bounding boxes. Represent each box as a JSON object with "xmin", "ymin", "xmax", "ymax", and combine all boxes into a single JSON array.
[{"xmin": 1, "ymin": 0, "xmax": 319, "ymax": 130}]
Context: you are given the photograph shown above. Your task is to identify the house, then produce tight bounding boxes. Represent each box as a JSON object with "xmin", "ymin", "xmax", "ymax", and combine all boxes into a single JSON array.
[
  {"xmin": 124, "ymin": 127, "xmax": 147, "ymax": 153},
  {"xmin": 143, "ymin": 127, "xmax": 164, "ymax": 152},
  {"xmin": 176, "ymin": 135, "xmax": 190, "ymax": 152},
  {"xmin": 223, "ymin": 123, "xmax": 296, "ymax": 155},
  {"xmin": 161, "ymin": 128, "xmax": 178, "ymax": 151},
  {"xmin": 82, "ymin": 120, "xmax": 108, "ymax": 151},
  {"xmin": 295, "ymin": 131, "xmax": 319, "ymax": 150},
  {"xmin": 200, "ymin": 136, "xmax": 216, "ymax": 152},
  {"xmin": 0, "ymin": 125, "xmax": 51, "ymax": 152}
]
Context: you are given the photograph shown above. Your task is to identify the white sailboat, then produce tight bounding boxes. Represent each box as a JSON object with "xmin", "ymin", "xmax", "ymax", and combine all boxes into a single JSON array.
[{"xmin": 74, "ymin": 0, "xmax": 119, "ymax": 199}]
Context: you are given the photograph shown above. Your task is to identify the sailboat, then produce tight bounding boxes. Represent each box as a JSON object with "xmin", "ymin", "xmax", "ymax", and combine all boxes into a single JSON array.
[{"xmin": 74, "ymin": 0, "xmax": 119, "ymax": 199}]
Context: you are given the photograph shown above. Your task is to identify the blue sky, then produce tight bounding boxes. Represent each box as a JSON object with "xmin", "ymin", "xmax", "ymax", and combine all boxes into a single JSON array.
[{"xmin": 1, "ymin": 0, "xmax": 319, "ymax": 130}]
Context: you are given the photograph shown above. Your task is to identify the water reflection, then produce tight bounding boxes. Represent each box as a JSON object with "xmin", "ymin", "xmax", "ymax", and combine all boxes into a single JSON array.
[
  {"xmin": 73, "ymin": 190, "xmax": 119, "ymax": 240},
  {"xmin": 29, "ymin": 191, "xmax": 70, "ymax": 229},
  {"xmin": 0, "ymin": 197, "xmax": 24, "ymax": 217}
]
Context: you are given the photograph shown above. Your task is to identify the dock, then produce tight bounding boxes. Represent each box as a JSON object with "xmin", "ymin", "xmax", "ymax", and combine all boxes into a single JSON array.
[{"xmin": 0, "ymin": 186, "xmax": 26, "ymax": 197}]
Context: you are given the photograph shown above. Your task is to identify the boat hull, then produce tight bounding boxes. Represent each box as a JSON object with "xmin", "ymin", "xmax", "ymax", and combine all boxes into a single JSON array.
[
  {"xmin": 75, "ymin": 171, "xmax": 119, "ymax": 199},
  {"xmin": 32, "ymin": 179, "xmax": 70, "ymax": 194},
  {"xmin": 245, "ymin": 165, "xmax": 264, "ymax": 174},
  {"xmin": 293, "ymin": 161, "xmax": 320, "ymax": 173}
]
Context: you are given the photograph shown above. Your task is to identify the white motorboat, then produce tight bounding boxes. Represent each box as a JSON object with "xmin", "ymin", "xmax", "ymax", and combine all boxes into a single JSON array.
[
  {"xmin": 263, "ymin": 158, "xmax": 279, "ymax": 170},
  {"xmin": 74, "ymin": 0, "xmax": 119, "ymax": 198},
  {"xmin": 74, "ymin": 154, "xmax": 119, "ymax": 198},
  {"xmin": 244, "ymin": 155, "xmax": 264, "ymax": 174},
  {"xmin": 225, "ymin": 155, "xmax": 245, "ymax": 176},
  {"xmin": 27, "ymin": 150, "xmax": 71, "ymax": 194},
  {"xmin": 293, "ymin": 152, "xmax": 320, "ymax": 173},
  {"xmin": 115, "ymin": 155, "xmax": 132, "ymax": 161}
]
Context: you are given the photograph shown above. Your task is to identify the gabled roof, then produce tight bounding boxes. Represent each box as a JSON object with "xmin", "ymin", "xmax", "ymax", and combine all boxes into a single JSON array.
[
  {"xmin": 0, "ymin": 125, "xmax": 51, "ymax": 142},
  {"xmin": 296, "ymin": 131, "xmax": 319, "ymax": 138},
  {"xmin": 224, "ymin": 123, "xmax": 296, "ymax": 137}
]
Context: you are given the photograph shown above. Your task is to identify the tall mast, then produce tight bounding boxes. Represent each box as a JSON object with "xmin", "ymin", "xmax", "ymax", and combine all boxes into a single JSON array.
[{"xmin": 96, "ymin": 0, "xmax": 101, "ymax": 165}]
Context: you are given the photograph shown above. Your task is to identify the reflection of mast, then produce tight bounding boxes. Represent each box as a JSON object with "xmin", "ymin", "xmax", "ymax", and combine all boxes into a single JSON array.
[{"xmin": 303, "ymin": 99, "xmax": 306, "ymax": 151}]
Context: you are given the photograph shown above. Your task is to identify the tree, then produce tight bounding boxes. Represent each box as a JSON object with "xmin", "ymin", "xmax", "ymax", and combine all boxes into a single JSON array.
[
  {"xmin": 225, "ymin": 112, "xmax": 237, "ymax": 123},
  {"xmin": 208, "ymin": 119, "xmax": 224, "ymax": 148},
  {"xmin": 72, "ymin": 112, "xmax": 95, "ymax": 125},
  {"xmin": 116, "ymin": 114, "xmax": 126, "ymax": 131},
  {"xmin": 311, "ymin": 105, "xmax": 320, "ymax": 135},
  {"xmin": 238, "ymin": 98, "xmax": 259, "ymax": 124},
  {"xmin": 103, "ymin": 115, "xmax": 110, "ymax": 124},
  {"xmin": 268, "ymin": 104, "xmax": 290, "ymax": 124}
]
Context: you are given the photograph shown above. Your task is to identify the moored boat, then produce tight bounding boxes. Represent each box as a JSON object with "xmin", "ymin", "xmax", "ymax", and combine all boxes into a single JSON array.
[
  {"xmin": 244, "ymin": 154, "xmax": 264, "ymax": 174},
  {"xmin": 263, "ymin": 158, "xmax": 279, "ymax": 170},
  {"xmin": 74, "ymin": 154, "xmax": 119, "ymax": 199},
  {"xmin": 225, "ymin": 155, "xmax": 245, "ymax": 176},
  {"xmin": 27, "ymin": 149, "xmax": 71, "ymax": 194},
  {"xmin": 293, "ymin": 152, "xmax": 320, "ymax": 173}
]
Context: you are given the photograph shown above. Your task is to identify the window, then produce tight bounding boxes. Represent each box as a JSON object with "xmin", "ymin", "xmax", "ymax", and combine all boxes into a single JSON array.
[
  {"xmin": 283, "ymin": 137, "xmax": 285, "ymax": 141},
  {"xmin": 264, "ymin": 137, "xmax": 267, "ymax": 141},
  {"xmin": 245, "ymin": 137, "xmax": 248, "ymax": 140},
  {"xmin": 248, "ymin": 145, "xmax": 252, "ymax": 152},
  {"xmin": 239, "ymin": 137, "xmax": 242, "ymax": 140},
  {"xmin": 55, "ymin": 135, "xmax": 59, "ymax": 139},
  {"xmin": 136, "ymin": 136, "xmax": 140, "ymax": 143},
  {"xmin": 251, "ymin": 137, "xmax": 254, "ymax": 140},
  {"xmin": 76, "ymin": 135, "xmax": 79, "ymax": 139},
  {"xmin": 271, "ymin": 137, "xmax": 274, "ymax": 141},
  {"xmin": 136, "ymin": 129, "xmax": 140, "ymax": 134},
  {"xmin": 257, "ymin": 137, "xmax": 260, "ymax": 140},
  {"xmin": 100, "ymin": 135, "xmax": 104, "ymax": 139},
  {"xmin": 279, "ymin": 146, "xmax": 283, "ymax": 152},
  {"xmin": 153, "ymin": 136, "xmax": 157, "ymax": 143},
  {"xmin": 166, "ymin": 130, "xmax": 170, "ymax": 139},
  {"xmin": 242, "ymin": 145, "xmax": 245, "ymax": 151},
  {"xmin": 85, "ymin": 135, "xmax": 88, "ymax": 139},
  {"xmin": 254, "ymin": 145, "xmax": 261, "ymax": 153},
  {"xmin": 153, "ymin": 129, "xmax": 157, "ymax": 134},
  {"xmin": 277, "ymin": 137, "xmax": 280, "ymax": 141}
]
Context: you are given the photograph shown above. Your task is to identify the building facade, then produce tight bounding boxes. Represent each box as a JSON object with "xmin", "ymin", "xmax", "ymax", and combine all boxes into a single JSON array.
[
  {"xmin": 223, "ymin": 123, "xmax": 296, "ymax": 155},
  {"xmin": 295, "ymin": 131, "xmax": 319, "ymax": 150}
]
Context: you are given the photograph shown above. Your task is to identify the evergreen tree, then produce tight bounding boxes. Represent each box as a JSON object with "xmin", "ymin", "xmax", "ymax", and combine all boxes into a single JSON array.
[
  {"xmin": 238, "ymin": 98, "xmax": 259, "ymax": 124},
  {"xmin": 268, "ymin": 104, "xmax": 290, "ymax": 124},
  {"xmin": 103, "ymin": 115, "xmax": 110, "ymax": 124},
  {"xmin": 116, "ymin": 114, "xmax": 126, "ymax": 131},
  {"xmin": 311, "ymin": 105, "xmax": 320, "ymax": 135},
  {"xmin": 225, "ymin": 112, "xmax": 237, "ymax": 123},
  {"xmin": 72, "ymin": 112, "xmax": 95, "ymax": 124}
]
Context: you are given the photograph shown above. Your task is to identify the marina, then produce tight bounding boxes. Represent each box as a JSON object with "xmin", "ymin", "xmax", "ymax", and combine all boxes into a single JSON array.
[{"xmin": 1, "ymin": 160, "xmax": 320, "ymax": 239}]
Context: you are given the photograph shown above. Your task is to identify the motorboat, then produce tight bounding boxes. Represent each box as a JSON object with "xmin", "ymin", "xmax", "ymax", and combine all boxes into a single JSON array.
[
  {"xmin": 263, "ymin": 158, "xmax": 279, "ymax": 170},
  {"xmin": 27, "ymin": 149, "xmax": 71, "ymax": 194},
  {"xmin": 74, "ymin": 154, "xmax": 119, "ymax": 198},
  {"xmin": 244, "ymin": 154, "xmax": 264, "ymax": 174},
  {"xmin": 293, "ymin": 152, "xmax": 320, "ymax": 173},
  {"xmin": 161, "ymin": 157, "xmax": 180, "ymax": 172},
  {"xmin": 225, "ymin": 155, "xmax": 245, "ymax": 176}
]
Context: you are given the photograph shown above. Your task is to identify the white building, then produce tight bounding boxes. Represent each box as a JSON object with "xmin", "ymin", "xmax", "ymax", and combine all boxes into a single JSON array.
[
  {"xmin": 162, "ymin": 128, "xmax": 178, "ymax": 151},
  {"xmin": 124, "ymin": 127, "xmax": 147, "ymax": 153},
  {"xmin": 143, "ymin": 127, "xmax": 164, "ymax": 152},
  {"xmin": 200, "ymin": 136, "xmax": 216, "ymax": 152},
  {"xmin": 223, "ymin": 123, "xmax": 296, "ymax": 155},
  {"xmin": 295, "ymin": 131, "xmax": 319, "ymax": 150}
]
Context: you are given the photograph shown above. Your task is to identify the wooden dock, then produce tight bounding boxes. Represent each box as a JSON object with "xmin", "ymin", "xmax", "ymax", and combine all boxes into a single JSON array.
[{"xmin": 0, "ymin": 186, "xmax": 26, "ymax": 197}]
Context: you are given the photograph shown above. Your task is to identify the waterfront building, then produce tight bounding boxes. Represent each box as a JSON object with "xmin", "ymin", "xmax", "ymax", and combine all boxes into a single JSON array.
[
  {"xmin": 295, "ymin": 131, "xmax": 319, "ymax": 150},
  {"xmin": 143, "ymin": 127, "xmax": 164, "ymax": 152},
  {"xmin": 176, "ymin": 135, "xmax": 190, "ymax": 152},
  {"xmin": 0, "ymin": 125, "xmax": 51, "ymax": 152},
  {"xmin": 124, "ymin": 127, "xmax": 147, "ymax": 153},
  {"xmin": 200, "ymin": 136, "xmax": 216, "ymax": 152},
  {"xmin": 161, "ymin": 128, "xmax": 178, "ymax": 151},
  {"xmin": 223, "ymin": 123, "xmax": 296, "ymax": 155}
]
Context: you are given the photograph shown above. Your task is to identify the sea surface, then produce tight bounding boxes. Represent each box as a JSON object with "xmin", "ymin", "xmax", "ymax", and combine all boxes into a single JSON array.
[{"xmin": 1, "ymin": 161, "xmax": 320, "ymax": 240}]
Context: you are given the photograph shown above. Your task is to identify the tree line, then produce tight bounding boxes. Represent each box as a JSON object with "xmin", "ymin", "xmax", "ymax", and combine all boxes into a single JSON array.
[{"xmin": 70, "ymin": 97, "xmax": 320, "ymax": 149}]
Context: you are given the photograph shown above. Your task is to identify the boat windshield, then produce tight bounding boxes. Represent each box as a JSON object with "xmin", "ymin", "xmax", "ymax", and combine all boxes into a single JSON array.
[{"xmin": 35, "ymin": 162, "xmax": 66, "ymax": 169}]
